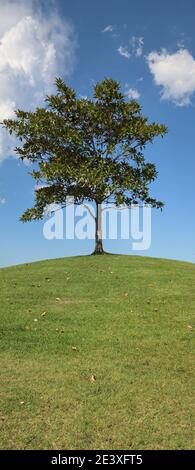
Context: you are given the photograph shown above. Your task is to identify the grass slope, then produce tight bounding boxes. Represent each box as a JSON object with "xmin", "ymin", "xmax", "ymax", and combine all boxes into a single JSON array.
[{"xmin": 0, "ymin": 255, "xmax": 194, "ymax": 450}]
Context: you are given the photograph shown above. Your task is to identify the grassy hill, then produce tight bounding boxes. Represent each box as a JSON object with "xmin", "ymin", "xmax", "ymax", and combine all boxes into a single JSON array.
[{"xmin": 0, "ymin": 255, "xmax": 194, "ymax": 450}]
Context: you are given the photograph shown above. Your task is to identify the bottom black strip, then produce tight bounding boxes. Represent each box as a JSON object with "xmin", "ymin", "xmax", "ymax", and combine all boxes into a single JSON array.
[{"xmin": 0, "ymin": 450, "xmax": 194, "ymax": 467}]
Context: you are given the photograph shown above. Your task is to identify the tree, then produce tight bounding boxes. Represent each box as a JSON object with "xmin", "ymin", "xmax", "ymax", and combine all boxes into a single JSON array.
[{"xmin": 3, "ymin": 78, "xmax": 167, "ymax": 254}]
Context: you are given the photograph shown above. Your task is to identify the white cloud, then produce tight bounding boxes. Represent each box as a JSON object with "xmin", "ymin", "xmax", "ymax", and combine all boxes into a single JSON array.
[
  {"xmin": 102, "ymin": 25, "xmax": 115, "ymax": 33},
  {"xmin": 0, "ymin": 0, "xmax": 77, "ymax": 162},
  {"xmin": 0, "ymin": 196, "xmax": 6, "ymax": 204},
  {"xmin": 117, "ymin": 46, "xmax": 131, "ymax": 60},
  {"xmin": 176, "ymin": 39, "xmax": 185, "ymax": 49},
  {"xmin": 130, "ymin": 36, "xmax": 144, "ymax": 57},
  {"xmin": 117, "ymin": 36, "xmax": 144, "ymax": 60},
  {"xmin": 79, "ymin": 94, "xmax": 88, "ymax": 100},
  {"xmin": 147, "ymin": 48, "xmax": 195, "ymax": 106},
  {"xmin": 125, "ymin": 88, "xmax": 140, "ymax": 100}
]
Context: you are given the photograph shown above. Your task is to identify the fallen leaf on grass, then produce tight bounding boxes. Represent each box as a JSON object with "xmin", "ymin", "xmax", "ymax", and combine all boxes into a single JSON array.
[
  {"xmin": 56, "ymin": 297, "xmax": 61, "ymax": 302},
  {"xmin": 71, "ymin": 346, "xmax": 77, "ymax": 351},
  {"xmin": 0, "ymin": 415, "xmax": 6, "ymax": 422},
  {"xmin": 187, "ymin": 325, "xmax": 193, "ymax": 330},
  {"xmin": 89, "ymin": 374, "xmax": 96, "ymax": 383},
  {"xmin": 20, "ymin": 401, "xmax": 25, "ymax": 405},
  {"xmin": 34, "ymin": 318, "xmax": 38, "ymax": 322},
  {"xmin": 41, "ymin": 311, "xmax": 47, "ymax": 317}
]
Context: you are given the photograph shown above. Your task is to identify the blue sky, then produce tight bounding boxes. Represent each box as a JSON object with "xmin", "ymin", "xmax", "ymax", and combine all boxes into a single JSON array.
[{"xmin": 0, "ymin": 0, "xmax": 195, "ymax": 266}]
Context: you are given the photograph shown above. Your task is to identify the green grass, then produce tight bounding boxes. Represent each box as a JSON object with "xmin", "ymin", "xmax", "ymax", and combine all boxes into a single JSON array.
[{"xmin": 0, "ymin": 254, "xmax": 194, "ymax": 450}]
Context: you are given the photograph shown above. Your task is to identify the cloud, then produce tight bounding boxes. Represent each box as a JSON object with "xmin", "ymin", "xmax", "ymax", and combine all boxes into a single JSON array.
[
  {"xmin": 0, "ymin": 0, "xmax": 77, "ymax": 162},
  {"xmin": 101, "ymin": 25, "xmax": 115, "ymax": 33},
  {"xmin": 176, "ymin": 39, "xmax": 185, "ymax": 49},
  {"xmin": 79, "ymin": 94, "xmax": 88, "ymax": 100},
  {"xmin": 130, "ymin": 36, "xmax": 144, "ymax": 57},
  {"xmin": 0, "ymin": 196, "xmax": 6, "ymax": 204},
  {"xmin": 146, "ymin": 48, "xmax": 195, "ymax": 106},
  {"xmin": 117, "ymin": 36, "xmax": 144, "ymax": 60},
  {"xmin": 125, "ymin": 88, "xmax": 140, "ymax": 100},
  {"xmin": 117, "ymin": 46, "xmax": 131, "ymax": 60}
]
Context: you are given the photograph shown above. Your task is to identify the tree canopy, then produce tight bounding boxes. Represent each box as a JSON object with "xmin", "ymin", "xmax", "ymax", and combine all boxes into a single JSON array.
[{"xmin": 3, "ymin": 77, "xmax": 167, "ymax": 253}]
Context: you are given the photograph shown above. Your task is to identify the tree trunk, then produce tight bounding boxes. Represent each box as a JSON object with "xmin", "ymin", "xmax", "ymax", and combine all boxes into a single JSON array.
[{"xmin": 94, "ymin": 202, "xmax": 104, "ymax": 254}]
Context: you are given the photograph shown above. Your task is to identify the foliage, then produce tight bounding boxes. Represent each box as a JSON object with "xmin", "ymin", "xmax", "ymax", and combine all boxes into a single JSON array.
[{"xmin": 3, "ymin": 78, "xmax": 167, "ymax": 222}]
